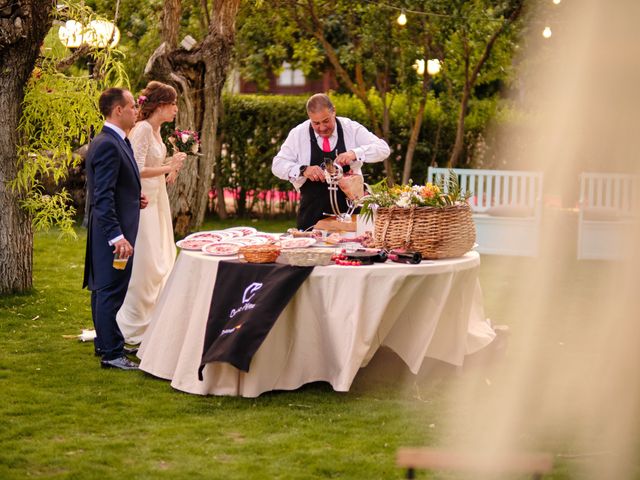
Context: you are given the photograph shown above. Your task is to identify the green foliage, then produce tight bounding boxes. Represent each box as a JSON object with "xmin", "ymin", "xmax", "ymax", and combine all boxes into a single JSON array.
[
  {"xmin": 11, "ymin": 2, "xmax": 129, "ymax": 236},
  {"xmin": 87, "ymin": 0, "xmax": 164, "ymax": 90},
  {"xmin": 236, "ymin": 0, "xmax": 523, "ymax": 171},
  {"xmin": 20, "ymin": 188, "xmax": 77, "ymax": 236}
]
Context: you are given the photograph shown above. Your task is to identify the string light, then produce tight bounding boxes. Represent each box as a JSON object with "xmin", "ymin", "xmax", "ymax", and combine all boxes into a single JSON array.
[
  {"xmin": 58, "ymin": 19, "xmax": 120, "ymax": 48},
  {"xmin": 552, "ymin": 0, "xmax": 561, "ymax": 4},
  {"xmin": 58, "ymin": 20, "xmax": 83, "ymax": 48},
  {"xmin": 376, "ymin": 1, "xmax": 505, "ymax": 23},
  {"xmin": 542, "ymin": 26, "xmax": 552, "ymax": 38},
  {"xmin": 397, "ymin": 9, "xmax": 407, "ymax": 26},
  {"xmin": 85, "ymin": 20, "xmax": 120, "ymax": 48}
]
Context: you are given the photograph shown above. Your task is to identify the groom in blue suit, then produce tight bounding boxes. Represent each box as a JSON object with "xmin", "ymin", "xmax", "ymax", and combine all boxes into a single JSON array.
[{"xmin": 83, "ymin": 88, "xmax": 147, "ymax": 370}]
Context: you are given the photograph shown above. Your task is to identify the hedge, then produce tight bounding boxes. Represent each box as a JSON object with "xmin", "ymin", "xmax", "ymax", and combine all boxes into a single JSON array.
[
  {"xmin": 218, "ymin": 92, "xmax": 497, "ymax": 216},
  {"xmin": 61, "ymin": 92, "xmax": 498, "ymax": 219}
]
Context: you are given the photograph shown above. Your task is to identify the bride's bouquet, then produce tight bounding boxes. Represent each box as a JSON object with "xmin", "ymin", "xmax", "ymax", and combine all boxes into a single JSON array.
[{"xmin": 168, "ymin": 129, "xmax": 201, "ymax": 155}]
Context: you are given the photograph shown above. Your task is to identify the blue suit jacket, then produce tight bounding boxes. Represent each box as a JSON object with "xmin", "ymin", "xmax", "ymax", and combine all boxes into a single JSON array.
[{"xmin": 83, "ymin": 126, "xmax": 141, "ymax": 290}]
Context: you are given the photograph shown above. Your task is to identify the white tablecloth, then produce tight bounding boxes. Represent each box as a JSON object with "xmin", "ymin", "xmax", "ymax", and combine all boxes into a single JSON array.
[{"xmin": 138, "ymin": 250, "xmax": 495, "ymax": 397}]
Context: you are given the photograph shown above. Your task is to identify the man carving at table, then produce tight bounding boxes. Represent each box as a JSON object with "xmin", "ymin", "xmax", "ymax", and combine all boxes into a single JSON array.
[{"xmin": 272, "ymin": 93, "xmax": 390, "ymax": 231}]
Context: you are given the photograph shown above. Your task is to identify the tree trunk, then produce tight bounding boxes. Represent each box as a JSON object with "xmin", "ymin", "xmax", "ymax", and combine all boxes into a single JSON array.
[
  {"xmin": 449, "ymin": 84, "xmax": 470, "ymax": 168},
  {"xmin": 402, "ymin": 100, "xmax": 427, "ymax": 184},
  {"xmin": 199, "ymin": 0, "xmax": 240, "ymax": 224},
  {"xmin": 402, "ymin": 70, "xmax": 431, "ymax": 184},
  {"xmin": 162, "ymin": 0, "xmax": 181, "ymax": 48},
  {"xmin": 448, "ymin": 2, "xmax": 523, "ymax": 168},
  {"xmin": 0, "ymin": 0, "xmax": 53, "ymax": 294},
  {"xmin": 148, "ymin": 0, "xmax": 240, "ymax": 236}
]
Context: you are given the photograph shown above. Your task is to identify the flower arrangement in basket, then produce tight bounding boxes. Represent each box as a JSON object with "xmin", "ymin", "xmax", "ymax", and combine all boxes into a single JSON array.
[
  {"xmin": 360, "ymin": 171, "xmax": 476, "ymax": 259},
  {"xmin": 168, "ymin": 129, "xmax": 201, "ymax": 155}
]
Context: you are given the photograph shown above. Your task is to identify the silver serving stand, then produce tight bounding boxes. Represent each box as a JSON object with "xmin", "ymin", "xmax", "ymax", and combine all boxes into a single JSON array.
[{"xmin": 323, "ymin": 161, "xmax": 358, "ymax": 223}]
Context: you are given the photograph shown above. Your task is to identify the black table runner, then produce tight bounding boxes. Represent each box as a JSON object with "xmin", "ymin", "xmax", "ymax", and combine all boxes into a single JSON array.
[{"xmin": 199, "ymin": 260, "xmax": 313, "ymax": 378}]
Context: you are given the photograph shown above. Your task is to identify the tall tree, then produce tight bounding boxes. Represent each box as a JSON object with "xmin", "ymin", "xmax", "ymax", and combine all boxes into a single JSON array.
[
  {"xmin": 236, "ymin": 0, "xmax": 407, "ymax": 183},
  {"xmin": 444, "ymin": 0, "xmax": 524, "ymax": 167},
  {"xmin": 146, "ymin": 0, "xmax": 241, "ymax": 236},
  {"xmin": 237, "ymin": 0, "xmax": 523, "ymax": 181},
  {"xmin": 0, "ymin": 0, "xmax": 53, "ymax": 293},
  {"xmin": 278, "ymin": 0, "xmax": 403, "ymax": 183},
  {"xmin": 399, "ymin": 12, "xmax": 443, "ymax": 184}
]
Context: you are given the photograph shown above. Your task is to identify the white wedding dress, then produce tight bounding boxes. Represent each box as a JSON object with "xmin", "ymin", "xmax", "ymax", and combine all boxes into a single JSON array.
[{"xmin": 116, "ymin": 120, "xmax": 176, "ymax": 345}]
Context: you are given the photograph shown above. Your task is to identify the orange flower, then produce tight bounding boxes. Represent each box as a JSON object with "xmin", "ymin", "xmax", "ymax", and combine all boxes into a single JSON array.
[{"xmin": 420, "ymin": 183, "xmax": 440, "ymax": 200}]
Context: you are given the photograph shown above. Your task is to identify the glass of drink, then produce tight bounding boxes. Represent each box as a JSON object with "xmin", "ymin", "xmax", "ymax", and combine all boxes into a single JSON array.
[{"xmin": 112, "ymin": 252, "xmax": 128, "ymax": 270}]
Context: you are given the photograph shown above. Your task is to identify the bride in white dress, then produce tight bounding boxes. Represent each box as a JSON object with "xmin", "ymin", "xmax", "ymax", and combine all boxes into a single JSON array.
[{"xmin": 116, "ymin": 81, "xmax": 186, "ymax": 345}]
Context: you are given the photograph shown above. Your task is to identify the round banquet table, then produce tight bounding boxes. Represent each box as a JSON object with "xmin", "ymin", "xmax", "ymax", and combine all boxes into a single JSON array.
[{"xmin": 137, "ymin": 250, "xmax": 495, "ymax": 397}]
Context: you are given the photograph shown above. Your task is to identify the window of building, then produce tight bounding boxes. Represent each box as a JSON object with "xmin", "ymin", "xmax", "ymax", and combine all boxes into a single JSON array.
[{"xmin": 277, "ymin": 62, "xmax": 306, "ymax": 87}]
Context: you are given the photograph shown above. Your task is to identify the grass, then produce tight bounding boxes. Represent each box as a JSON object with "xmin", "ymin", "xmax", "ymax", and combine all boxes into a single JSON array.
[{"xmin": 0, "ymin": 214, "xmax": 628, "ymax": 479}]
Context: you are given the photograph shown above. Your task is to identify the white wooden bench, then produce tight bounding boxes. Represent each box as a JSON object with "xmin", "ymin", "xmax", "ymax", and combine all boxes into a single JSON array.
[
  {"xmin": 577, "ymin": 172, "xmax": 639, "ymax": 260},
  {"xmin": 397, "ymin": 448, "xmax": 553, "ymax": 479},
  {"xmin": 427, "ymin": 167, "xmax": 544, "ymax": 256}
]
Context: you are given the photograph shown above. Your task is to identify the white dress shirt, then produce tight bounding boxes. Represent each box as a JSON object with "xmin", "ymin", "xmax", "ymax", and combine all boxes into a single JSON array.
[
  {"xmin": 272, "ymin": 116, "xmax": 390, "ymax": 190},
  {"xmin": 104, "ymin": 121, "xmax": 127, "ymax": 140}
]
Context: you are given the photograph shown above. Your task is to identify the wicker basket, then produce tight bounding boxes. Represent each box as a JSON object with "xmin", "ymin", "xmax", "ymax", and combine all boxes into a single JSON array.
[
  {"xmin": 238, "ymin": 245, "xmax": 281, "ymax": 263},
  {"xmin": 373, "ymin": 203, "xmax": 476, "ymax": 259},
  {"xmin": 278, "ymin": 248, "xmax": 336, "ymax": 266}
]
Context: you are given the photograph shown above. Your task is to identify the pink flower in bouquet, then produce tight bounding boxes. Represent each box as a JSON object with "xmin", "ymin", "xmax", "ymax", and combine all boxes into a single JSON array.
[{"xmin": 169, "ymin": 129, "xmax": 201, "ymax": 154}]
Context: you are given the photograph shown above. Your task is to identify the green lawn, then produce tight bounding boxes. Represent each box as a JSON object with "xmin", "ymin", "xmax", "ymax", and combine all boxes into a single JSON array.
[{"xmin": 0, "ymin": 217, "xmax": 618, "ymax": 479}]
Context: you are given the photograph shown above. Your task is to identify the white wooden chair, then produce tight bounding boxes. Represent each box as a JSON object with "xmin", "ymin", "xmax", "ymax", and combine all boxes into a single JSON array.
[
  {"xmin": 577, "ymin": 172, "xmax": 639, "ymax": 260},
  {"xmin": 428, "ymin": 168, "xmax": 544, "ymax": 256}
]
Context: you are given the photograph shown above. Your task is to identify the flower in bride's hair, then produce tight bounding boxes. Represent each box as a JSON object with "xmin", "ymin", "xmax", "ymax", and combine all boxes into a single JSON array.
[{"xmin": 137, "ymin": 95, "xmax": 148, "ymax": 106}]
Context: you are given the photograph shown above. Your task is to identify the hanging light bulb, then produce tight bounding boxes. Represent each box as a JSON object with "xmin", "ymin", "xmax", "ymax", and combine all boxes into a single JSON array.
[
  {"xmin": 413, "ymin": 59, "xmax": 425, "ymax": 75},
  {"xmin": 84, "ymin": 19, "xmax": 120, "ymax": 48},
  {"xmin": 552, "ymin": 0, "xmax": 561, "ymax": 4},
  {"xmin": 58, "ymin": 20, "xmax": 84, "ymax": 48},
  {"xmin": 397, "ymin": 10, "xmax": 407, "ymax": 26},
  {"xmin": 427, "ymin": 59, "xmax": 441, "ymax": 76},
  {"xmin": 542, "ymin": 26, "xmax": 552, "ymax": 39}
]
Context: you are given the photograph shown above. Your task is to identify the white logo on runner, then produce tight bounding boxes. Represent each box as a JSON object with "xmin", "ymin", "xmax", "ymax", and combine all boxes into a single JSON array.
[
  {"xmin": 242, "ymin": 282, "xmax": 263, "ymax": 304},
  {"xmin": 229, "ymin": 283, "xmax": 264, "ymax": 319}
]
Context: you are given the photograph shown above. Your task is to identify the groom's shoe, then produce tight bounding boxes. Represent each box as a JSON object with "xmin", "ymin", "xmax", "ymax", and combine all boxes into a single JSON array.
[{"xmin": 100, "ymin": 356, "xmax": 139, "ymax": 370}]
